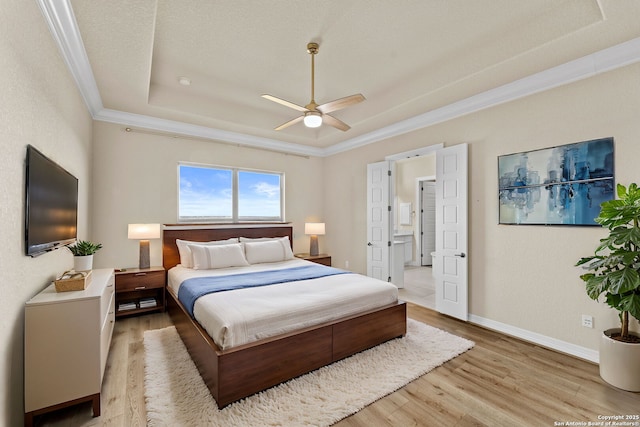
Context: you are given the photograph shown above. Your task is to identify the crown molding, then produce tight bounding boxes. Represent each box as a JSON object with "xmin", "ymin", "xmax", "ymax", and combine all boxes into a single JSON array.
[
  {"xmin": 325, "ymin": 36, "xmax": 640, "ymax": 157},
  {"xmin": 37, "ymin": 0, "xmax": 103, "ymax": 115},
  {"xmin": 39, "ymin": 0, "xmax": 640, "ymax": 158},
  {"xmin": 95, "ymin": 109, "xmax": 325, "ymax": 157}
]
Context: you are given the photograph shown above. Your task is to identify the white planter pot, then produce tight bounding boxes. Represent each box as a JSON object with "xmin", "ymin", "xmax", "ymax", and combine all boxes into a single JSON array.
[
  {"xmin": 73, "ymin": 255, "xmax": 94, "ymax": 272},
  {"xmin": 599, "ymin": 328, "xmax": 640, "ymax": 392}
]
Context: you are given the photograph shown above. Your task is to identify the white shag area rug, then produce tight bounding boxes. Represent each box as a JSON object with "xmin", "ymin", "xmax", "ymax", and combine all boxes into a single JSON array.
[{"xmin": 143, "ymin": 319, "xmax": 474, "ymax": 427}]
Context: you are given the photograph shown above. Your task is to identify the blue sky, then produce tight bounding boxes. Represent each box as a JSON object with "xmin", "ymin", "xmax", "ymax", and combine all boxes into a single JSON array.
[{"xmin": 179, "ymin": 165, "xmax": 281, "ymax": 218}]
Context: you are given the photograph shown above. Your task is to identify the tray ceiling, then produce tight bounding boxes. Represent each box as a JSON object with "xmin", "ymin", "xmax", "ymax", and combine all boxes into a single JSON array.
[{"xmin": 44, "ymin": 1, "xmax": 640, "ymax": 155}]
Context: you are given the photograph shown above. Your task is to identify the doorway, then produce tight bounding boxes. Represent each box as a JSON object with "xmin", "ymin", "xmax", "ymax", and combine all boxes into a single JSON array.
[
  {"xmin": 367, "ymin": 143, "xmax": 468, "ymax": 319},
  {"xmin": 392, "ymin": 157, "xmax": 437, "ymax": 309},
  {"xmin": 401, "ymin": 178, "xmax": 437, "ymax": 309},
  {"xmin": 419, "ymin": 180, "xmax": 436, "ymax": 266},
  {"xmin": 402, "ymin": 180, "xmax": 437, "ymax": 306}
]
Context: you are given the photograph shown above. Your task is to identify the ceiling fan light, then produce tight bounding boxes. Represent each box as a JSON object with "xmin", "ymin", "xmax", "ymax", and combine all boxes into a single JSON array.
[{"xmin": 303, "ymin": 111, "xmax": 322, "ymax": 128}]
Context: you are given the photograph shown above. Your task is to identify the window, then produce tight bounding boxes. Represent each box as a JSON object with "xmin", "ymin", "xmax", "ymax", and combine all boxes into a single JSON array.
[
  {"xmin": 178, "ymin": 163, "xmax": 284, "ymax": 222},
  {"xmin": 237, "ymin": 170, "xmax": 282, "ymax": 220}
]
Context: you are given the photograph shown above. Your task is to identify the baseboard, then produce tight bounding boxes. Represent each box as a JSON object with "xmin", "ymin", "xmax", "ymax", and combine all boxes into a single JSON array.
[{"xmin": 468, "ymin": 314, "xmax": 599, "ymax": 363}]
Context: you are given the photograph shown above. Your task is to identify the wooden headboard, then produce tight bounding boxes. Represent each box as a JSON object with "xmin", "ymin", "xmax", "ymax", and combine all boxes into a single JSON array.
[{"xmin": 162, "ymin": 224, "xmax": 294, "ymax": 270}]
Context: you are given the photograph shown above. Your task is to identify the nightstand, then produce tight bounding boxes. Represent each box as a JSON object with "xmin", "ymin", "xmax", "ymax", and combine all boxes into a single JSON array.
[
  {"xmin": 295, "ymin": 253, "xmax": 332, "ymax": 266},
  {"xmin": 114, "ymin": 266, "xmax": 165, "ymax": 318}
]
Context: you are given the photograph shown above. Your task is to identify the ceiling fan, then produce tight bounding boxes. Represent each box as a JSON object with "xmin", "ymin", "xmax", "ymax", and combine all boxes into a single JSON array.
[{"xmin": 262, "ymin": 42, "xmax": 365, "ymax": 132}]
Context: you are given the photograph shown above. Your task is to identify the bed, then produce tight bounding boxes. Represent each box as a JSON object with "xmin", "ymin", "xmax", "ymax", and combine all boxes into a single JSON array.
[{"xmin": 163, "ymin": 223, "xmax": 407, "ymax": 408}]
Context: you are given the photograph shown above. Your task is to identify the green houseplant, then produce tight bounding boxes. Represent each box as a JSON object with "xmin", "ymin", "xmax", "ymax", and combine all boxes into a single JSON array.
[
  {"xmin": 67, "ymin": 240, "xmax": 102, "ymax": 271},
  {"xmin": 576, "ymin": 183, "xmax": 640, "ymax": 391},
  {"xmin": 67, "ymin": 240, "xmax": 103, "ymax": 256}
]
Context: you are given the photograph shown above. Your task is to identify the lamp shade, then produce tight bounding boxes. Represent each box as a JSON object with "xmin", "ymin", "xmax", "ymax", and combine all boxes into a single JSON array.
[
  {"xmin": 305, "ymin": 222, "xmax": 325, "ymax": 235},
  {"xmin": 128, "ymin": 224, "xmax": 161, "ymax": 240}
]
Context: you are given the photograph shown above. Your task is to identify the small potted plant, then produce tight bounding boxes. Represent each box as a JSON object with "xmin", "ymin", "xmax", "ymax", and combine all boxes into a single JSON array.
[
  {"xmin": 576, "ymin": 183, "xmax": 640, "ymax": 391},
  {"xmin": 67, "ymin": 240, "xmax": 103, "ymax": 271}
]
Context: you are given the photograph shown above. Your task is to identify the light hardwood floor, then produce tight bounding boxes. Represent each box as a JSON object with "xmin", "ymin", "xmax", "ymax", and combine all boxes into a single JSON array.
[{"xmin": 34, "ymin": 304, "xmax": 639, "ymax": 426}]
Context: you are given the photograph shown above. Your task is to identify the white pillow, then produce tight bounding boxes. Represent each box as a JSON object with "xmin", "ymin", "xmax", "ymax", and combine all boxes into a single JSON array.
[
  {"xmin": 176, "ymin": 238, "xmax": 238, "ymax": 268},
  {"xmin": 187, "ymin": 243, "xmax": 249, "ymax": 270},
  {"xmin": 244, "ymin": 237, "xmax": 294, "ymax": 264},
  {"xmin": 239, "ymin": 236, "xmax": 281, "ymax": 242}
]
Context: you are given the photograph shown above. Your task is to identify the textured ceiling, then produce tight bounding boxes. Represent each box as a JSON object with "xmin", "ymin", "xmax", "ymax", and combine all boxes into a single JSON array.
[{"xmin": 65, "ymin": 0, "xmax": 640, "ymax": 151}]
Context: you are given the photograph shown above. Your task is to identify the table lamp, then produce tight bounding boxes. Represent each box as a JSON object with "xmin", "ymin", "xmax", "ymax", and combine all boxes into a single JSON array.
[
  {"xmin": 128, "ymin": 224, "xmax": 161, "ymax": 269},
  {"xmin": 305, "ymin": 222, "xmax": 325, "ymax": 256}
]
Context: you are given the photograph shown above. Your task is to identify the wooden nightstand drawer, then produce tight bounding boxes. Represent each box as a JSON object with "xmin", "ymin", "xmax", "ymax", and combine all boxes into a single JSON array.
[
  {"xmin": 115, "ymin": 270, "xmax": 165, "ymax": 291},
  {"xmin": 114, "ymin": 267, "xmax": 165, "ymax": 318},
  {"xmin": 295, "ymin": 253, "xmax": 332, "ymax": 266}
]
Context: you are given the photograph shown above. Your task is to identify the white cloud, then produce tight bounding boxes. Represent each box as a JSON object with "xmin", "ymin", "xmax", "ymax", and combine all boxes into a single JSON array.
[{"xmin": 252, "ymin": 182, "xmax": 280, "ymax": 198}]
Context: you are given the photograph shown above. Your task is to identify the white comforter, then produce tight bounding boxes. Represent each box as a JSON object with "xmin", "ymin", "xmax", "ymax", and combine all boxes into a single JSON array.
[{"xmin": 168, "ymin": 259, "xmax": 399, "ymax": 349}]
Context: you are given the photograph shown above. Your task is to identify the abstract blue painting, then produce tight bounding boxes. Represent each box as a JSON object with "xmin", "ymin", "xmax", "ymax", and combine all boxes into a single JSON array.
[{"xmin": 498, "ymin": 137, "xmax": 614, "ymax": 225}]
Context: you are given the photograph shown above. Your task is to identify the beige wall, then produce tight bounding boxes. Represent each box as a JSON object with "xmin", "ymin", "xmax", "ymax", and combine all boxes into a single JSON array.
[
  {"xmin": 90, "ymin": 121, "xmax": 325, "ymax": 270},
  {"xmin": 0, "ymin": 1, "xmax": 93, "ymax": 425},
  {"xmin": 3, "ymin": 3, "xmax": 640, "ymax": 424},
  {"xmin": 325, "ymin": 62, "xmax": 640, "ymax": 354}
]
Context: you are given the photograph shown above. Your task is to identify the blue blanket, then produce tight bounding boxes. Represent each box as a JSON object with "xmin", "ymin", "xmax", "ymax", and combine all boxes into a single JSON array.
[{"xmin": 178, "ymin": 264, "xmax": 349, "ymax": 318}]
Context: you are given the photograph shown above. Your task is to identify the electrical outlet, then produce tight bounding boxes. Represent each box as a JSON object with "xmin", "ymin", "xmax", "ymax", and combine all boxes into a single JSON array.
[
  {"xmin": 582, "ymin": 314, "xmax": 594, "ymax": 328},
  {"xmin": 345, "ymin": 260, "xmax": 350, "ymax": 269}
]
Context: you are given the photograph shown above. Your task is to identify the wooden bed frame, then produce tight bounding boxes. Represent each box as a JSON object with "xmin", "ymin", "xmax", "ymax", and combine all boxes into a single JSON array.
[{"xmin": 162, "ymin": 223, "xmax": 407, "ymax": 408}]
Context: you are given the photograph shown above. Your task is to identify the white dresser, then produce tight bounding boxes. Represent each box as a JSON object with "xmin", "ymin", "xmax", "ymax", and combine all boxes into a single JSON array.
[{"xmin": 24, "ymin": 268, "xmax": 115, "ymax": 426}]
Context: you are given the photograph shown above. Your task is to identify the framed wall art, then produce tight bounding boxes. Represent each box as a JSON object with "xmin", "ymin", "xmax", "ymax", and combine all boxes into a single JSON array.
[{"xmin": 498, "ymin": 137, "xmax": 614, "ymax": 226}]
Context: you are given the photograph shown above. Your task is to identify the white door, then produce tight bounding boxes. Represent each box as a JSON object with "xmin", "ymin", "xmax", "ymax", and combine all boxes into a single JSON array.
[
  {"xmin": 367, "ymin": 161, "xmax": 391, "ymax": 281},
  {"xmin": 434, "ymin": 144, "xmax": 468, "ymax": 321},
  {"xmin": 420, "ymin": 181, "xmax": 436, "ymax": 266}
]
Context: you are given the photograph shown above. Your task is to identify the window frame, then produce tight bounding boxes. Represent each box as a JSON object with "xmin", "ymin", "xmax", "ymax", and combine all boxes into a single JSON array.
[{"xmin": 177, "ymin": 162, "xmax": 285, "ymax": 223}]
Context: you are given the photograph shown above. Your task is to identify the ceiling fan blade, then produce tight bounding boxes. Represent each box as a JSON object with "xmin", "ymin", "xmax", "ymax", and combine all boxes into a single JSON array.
[
  {"xmin": 262, "ymin": 94, "xmax": 309, "ymax": 112},
  {"xmin": 274, "ymin": 115, "xmax": 304, "ymax": 131},
  {"xmin": 322, "ymin": 114, "xmax": 351, "ymax": 131},
  {"xmin": 316, "ymin": 93, "xmax": 365, "ymax": 114}
]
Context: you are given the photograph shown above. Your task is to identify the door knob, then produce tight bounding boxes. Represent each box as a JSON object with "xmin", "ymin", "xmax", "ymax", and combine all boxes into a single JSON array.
[
  {"xmin": 367, "ymin": 242, "xmax": 373, "ymax": 246},
  {"xmin": 454, "ymin": 252, "xmax": 466, "ymax": 258}
]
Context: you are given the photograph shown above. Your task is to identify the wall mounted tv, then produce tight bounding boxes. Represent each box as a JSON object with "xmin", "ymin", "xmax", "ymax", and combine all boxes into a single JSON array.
[{"xmin": 25, "ymin": 145, "xmax": 78, "ymax": 257}]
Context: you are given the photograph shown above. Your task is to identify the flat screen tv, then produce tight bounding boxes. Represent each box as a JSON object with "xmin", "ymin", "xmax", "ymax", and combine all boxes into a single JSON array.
[{"xmin": 25, "ymin": 145, "xmax": 78, "ymax": 257}]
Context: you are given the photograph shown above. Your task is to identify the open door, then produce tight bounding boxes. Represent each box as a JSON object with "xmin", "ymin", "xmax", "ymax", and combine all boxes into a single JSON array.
[
  {"xmin": 420, "ymin": 181, "xmax": 436, "ymax": 266},
  {"xmin": 434, "ymin": 144, "xmax": 468, "ymax": 321},
  {"xmin": 366, "ymin": 161, "xmax": 391, "ymax": 281}
]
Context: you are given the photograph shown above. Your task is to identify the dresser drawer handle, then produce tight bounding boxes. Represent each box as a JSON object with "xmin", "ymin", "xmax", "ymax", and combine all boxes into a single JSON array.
[
  {"xmin": 134, "ymin": 273, "xmax": 147, "ymax": 277},
  {"xmin": 134, "ymin": 286, "xmax": 146, "ymax": 290}
]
